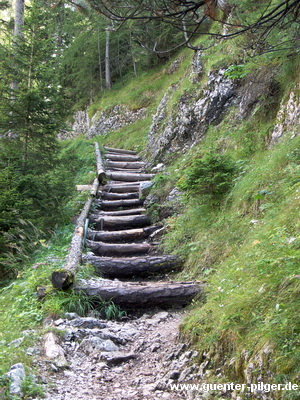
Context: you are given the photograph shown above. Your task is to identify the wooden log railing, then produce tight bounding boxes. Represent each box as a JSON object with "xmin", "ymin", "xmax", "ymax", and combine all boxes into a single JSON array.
[{"xmin": 51, "ymin": 142, "xmax": 106, "ymax": 290}]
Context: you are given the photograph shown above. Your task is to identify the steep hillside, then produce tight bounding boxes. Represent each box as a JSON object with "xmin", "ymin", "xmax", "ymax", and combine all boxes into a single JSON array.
[
  {"xmin": 0, "ymin": 16, "xmax": 299, "ymax": 400},
  {"xmin": 70, "ymin": 40, "xmax": 300, "ymax": 398}
]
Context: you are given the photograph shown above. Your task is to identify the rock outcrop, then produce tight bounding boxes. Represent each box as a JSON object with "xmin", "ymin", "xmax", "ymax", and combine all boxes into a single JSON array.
[{"xmin": 147, "ymin": 69, "xmax": 237, "ymax": 161}]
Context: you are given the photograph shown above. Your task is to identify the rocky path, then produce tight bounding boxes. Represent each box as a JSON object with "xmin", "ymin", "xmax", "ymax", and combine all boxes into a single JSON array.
[{"xmin": 40, "ymin": 310, "xmax": 200, "ymax": 400}]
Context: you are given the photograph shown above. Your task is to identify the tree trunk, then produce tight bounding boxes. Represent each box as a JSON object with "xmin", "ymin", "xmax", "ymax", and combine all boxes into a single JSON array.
[
  {"xmin": 86, "ymin": 225, "xmax": 162, "ymax": 242},
  {"xmin": 104, "ymin": 146, "xmax": 137, "ymax": 155},
  {"xmin": 97, "ymin": 25, "xmax": 103, "ymax": 90},
  {"xmin": 89, "ymin": 214, "xmax": 150, "ymax": 230},
  {"xmin": 94, "ymin": 198, "xmax": 143, "ymax": 209},
  {"xmin": 11, "ymin": 0, "xmax": 25, "ymax": 92},
  {"xmin": 90, "ymin": 208, "xmax": 146, "ymax": 217},
  {"xmin": 51, "ymin": 173, "xmax": 99, "ymax": 289},
  {"xmin": 105, "ymin": 154, "xmax": 141, "ymax": 162},
  {"xmin": 106, "ymin": 161, "xmax": 145, "ymax": 170},
  {"xmin": 101, "ymin": 192, "xmax": 140, "ymax": 200},
  {"xmin": 75, "ymin": 279, "xmax": 203, "ymax": 308},
  {"xmin": 95, "ymin": 142, "xmax": 106, "ymax": 184},
  {"xmin": 86, "ymin": 239, "xmax": 153, "ymax": 256},
  {"xmin": 82, "ymin": 254, "xmax": 182, "ymax": 278},
  {"xmin": 103, "ymin": 183, "xmax": 140, "ymax": 193},
  {"xmin": 105, "ymin": 28, "xmax": 112, "ymax": 89},
  {"xmin": 106, "ymin": 171, "xmax": 155, "ymax": 182}
]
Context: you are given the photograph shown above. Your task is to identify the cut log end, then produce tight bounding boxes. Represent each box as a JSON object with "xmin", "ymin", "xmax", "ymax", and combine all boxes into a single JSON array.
[{"xmin": 51, "ymin": 270, "xmax": 75, "ymax": 290}]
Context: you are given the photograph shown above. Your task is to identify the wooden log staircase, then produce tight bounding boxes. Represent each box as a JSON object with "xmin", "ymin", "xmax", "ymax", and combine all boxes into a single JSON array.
[{"xmin": 51, "ymin": 144, "xmax": 202, "ymax": 309}]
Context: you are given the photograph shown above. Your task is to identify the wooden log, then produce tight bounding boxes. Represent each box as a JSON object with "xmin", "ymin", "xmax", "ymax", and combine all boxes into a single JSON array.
[
  {"xmin": 106, "ymin": 161, "xmax": 145, "ymax": 169},
  {"xmin": 75, "ymin": 278, "xmax": 203, "ymax": 307},
  {"xmin": 82, "ymin": 254, "xmax": 181, "ymax": 278},
  {"xmin": 103, "ymin": 182, "xmax": 151, "ymax": 193},
  {"xmin": 89, "ymin": 214, "xmax": 150, "ymax": 230},
  {"xmin": 51, "ymin": 178, "xmax": 99, "ymax": 289},
  {"xmin": 104, "ymin": 146, "xmax": 137, "ymax": 155},
  {"xmin": 85, "ymin": 239, "xmax": 152, "ymax": 256},
  {"xmin": 94, "ymin": 198, "xmax": 144, "ymax": 209},
  {"xmin": 105, "ymin": 154, "xmax": 141, "ymax": 162},
  {"xmin": 95, "ymin": 142, "xmax": 107, "ymax": 184},
  {"xmin": 107, "ymin": 168, "xmax": 144, "ymax": 173},
  {"xmin": 86, "ymin": 226, "xmax": 162, "ymax": 242},
  {"xmin": 106, "ymin": 171, "xmax": 155, "ymax": 182},
  {"xmin": 101, "ymin": 192, "xmax": 139, "ymax": 200},
  {"xmin": 90, "ymin": 208, "xmax": 146, "ymax": 217}
]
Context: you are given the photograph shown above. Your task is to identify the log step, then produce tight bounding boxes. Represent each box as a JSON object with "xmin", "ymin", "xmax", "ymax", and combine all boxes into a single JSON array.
[
  {"xmin": 75, "ymin": 278, "xmax": 203, "ymax": 307},
  {"xmin": 107, "ymin": 168, "xmax": 144, "ymax": 173},
  {"xmin": 89, "ymin": 214, "xmax": 151, "ymax": 230},
  {"xmin": 85, "ymin": 239, "xmax": 153, "ymax": 256},
  {"xmin": 90, "ymin": 208, "xmax": 146, "ymax": 217},
  {"xmin": 101, "ymin": 192, "xmax": 140, "ymax": 200},
  {"xmin": 86, "ymin": 226, "xmax": 162, "ymax": 242},
  {"xmin": 94, "ymin": 199, "xmax": 144, "ymax": 209},
  {"xmin": 105, "ymin": 154, "xmax": 141, "ymax": 162},
  {"xmin": 82, "ymin": 254, "xmax": 182, "ymax": 278},
  {"xmin": 104, "ymin": 147, "xmax": 137, "ymax": 155},
  {"xmin": 106, "ymin": 161, "xmax": 145, "ymax": 169},
  {"xmin": 103, "ymin": 182, "xmax": 152, "ymax": 193},
  {"xmin": 106, "ymin": 171, "xmax": 155, "ymax": 182}
]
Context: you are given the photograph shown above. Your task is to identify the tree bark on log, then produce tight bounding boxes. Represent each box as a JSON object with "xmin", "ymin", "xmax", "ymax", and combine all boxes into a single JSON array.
[
  {"xmin": 85, "ymin": 239, "xmax": 152, "ymax": 256},
  {"xmin": 103, "ymin": 183, "xmax": 141, "ymax": 193},
  {"xmin": 75, "ymin": 279, "xmax": 203, "ymax": 307},
  {"xmin": 51, "ymin": 177, "xmax": 99, "ymax": 289},
  {"xmin": 106, "ymin": 171, "xmax": 155, "ymax": 182},
  {"xmin": 90, "ymin": 208, "xmax": 146, "ymax": 217},
  {"xmin": 101, "ymin": 192, "xmax": 139, "ymax": 200},
  {"xmin": 95, "ymin": 142, "xmax": 106, "ymax": 184},
  {"xmin": 105, "ymin": 154, "xmax": 141, "ymax": 162},
  {"xmin": 94, "ymin": 198, "xmax": 144, "ymax": 209},
  {"xmin": 86, "ymin": 226, "xmax": 162, "ymax": 242},
  {"xmin": 106, "ymin": 161, "xmax": 145, "ymax": 169},
  {"xmin": 104, "ymin": 146, "xmax": 137, "ymax": 155},
  {"xmin": 82, "ymin": 254, "xmax": 181, "ymax": 278},
  {"xmin": 107, "ymin": 168, "xmax": 144, "ymax": 173},
  {"xmin": 89, "ymin": 214, "xmax": 150, "ymax": 230}
]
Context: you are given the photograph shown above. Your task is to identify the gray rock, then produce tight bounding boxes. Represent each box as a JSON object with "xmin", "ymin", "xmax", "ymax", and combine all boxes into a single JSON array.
[
  {"xmin": 139, "ymin": 181, "xmax": 154, "ymax": 198},
  {"xmin": 8, "ymin": 337, "xmax": 24, "ymax": 348},
  {"xmin": 166, "ymin": 370, "xmax": 180, "ymax": 380},
  {"xmin": 166, "ymin": 188, "xmax": 183, "ymax": 202},
  {"xmin": 151, "ymin": 163, "xmax": 165, "ymax": 172},
  {"xmin": 7, "ymin": 363, "xmax": 25, "ymax": 396},
  {"xmin": 69, "ymin": 317, "xmax": 106, "ymax": 329},
  {"xmin": 87, "ymin": 105, "xmax": 146, "ymax": 139},
  {"xmin": 26, "ymin": 347, "xmax": 40, "ymax": 356},
  {"xmin": 270, "ymin": 81, "xmax": 300, "ymax": 146},
  {"xmin": 78, "ymin": 337, "xmax": 118, "ymax": 355},
  {"xmin": 101, "ymin": 351, "xmax": 136, "ymax": 366},
  {"xmin": 147, "ymin": 69, "xmax": 237, "ymax": 162},
  {"xmin": 64, "ymin": 312, "xmax": 80, "ymax": 320}
]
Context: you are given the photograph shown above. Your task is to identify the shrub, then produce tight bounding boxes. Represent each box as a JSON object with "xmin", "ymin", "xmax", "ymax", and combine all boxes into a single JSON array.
[{"xmin": 178, "ymin": 152, "xmax": 237, "ymax": 207}]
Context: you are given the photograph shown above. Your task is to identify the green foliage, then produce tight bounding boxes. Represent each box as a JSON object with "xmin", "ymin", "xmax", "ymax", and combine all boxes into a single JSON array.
[
  {"xmin": 44, "ymin": 290, "xmax": 126, "ymax": 320},
  {"xmin": 21, "ymin": 375, "xmax": 45, "ymax": 399},
  {"xmin": 178, "ymin": 152, "xmax": 237, "ymax": 207},
  {"xmin": 224, "ymin": 64, "xmax": 251, "ymax": 80}
]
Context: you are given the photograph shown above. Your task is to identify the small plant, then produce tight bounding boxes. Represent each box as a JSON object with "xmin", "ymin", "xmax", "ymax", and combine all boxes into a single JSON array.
[
  {"xmin": 101, "ymin": 300, "xmax": 126, "ymax": 320},
  {"xmin": 224, "ymin": 64, "xmax": 251, "ymax": 80},
  {"xmin": 178, "ymin": 151, "xmax": 237, "ymax": 207},
  {"xmin": 22, "ymin": 375, "xmax": 45, "ymax": 399}
]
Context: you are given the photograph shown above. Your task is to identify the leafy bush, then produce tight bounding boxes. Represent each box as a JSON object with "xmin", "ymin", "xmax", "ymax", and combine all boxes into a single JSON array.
[{"xmin": 178, "ymin": 152, "xmax": 237, "ymax": 207}]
